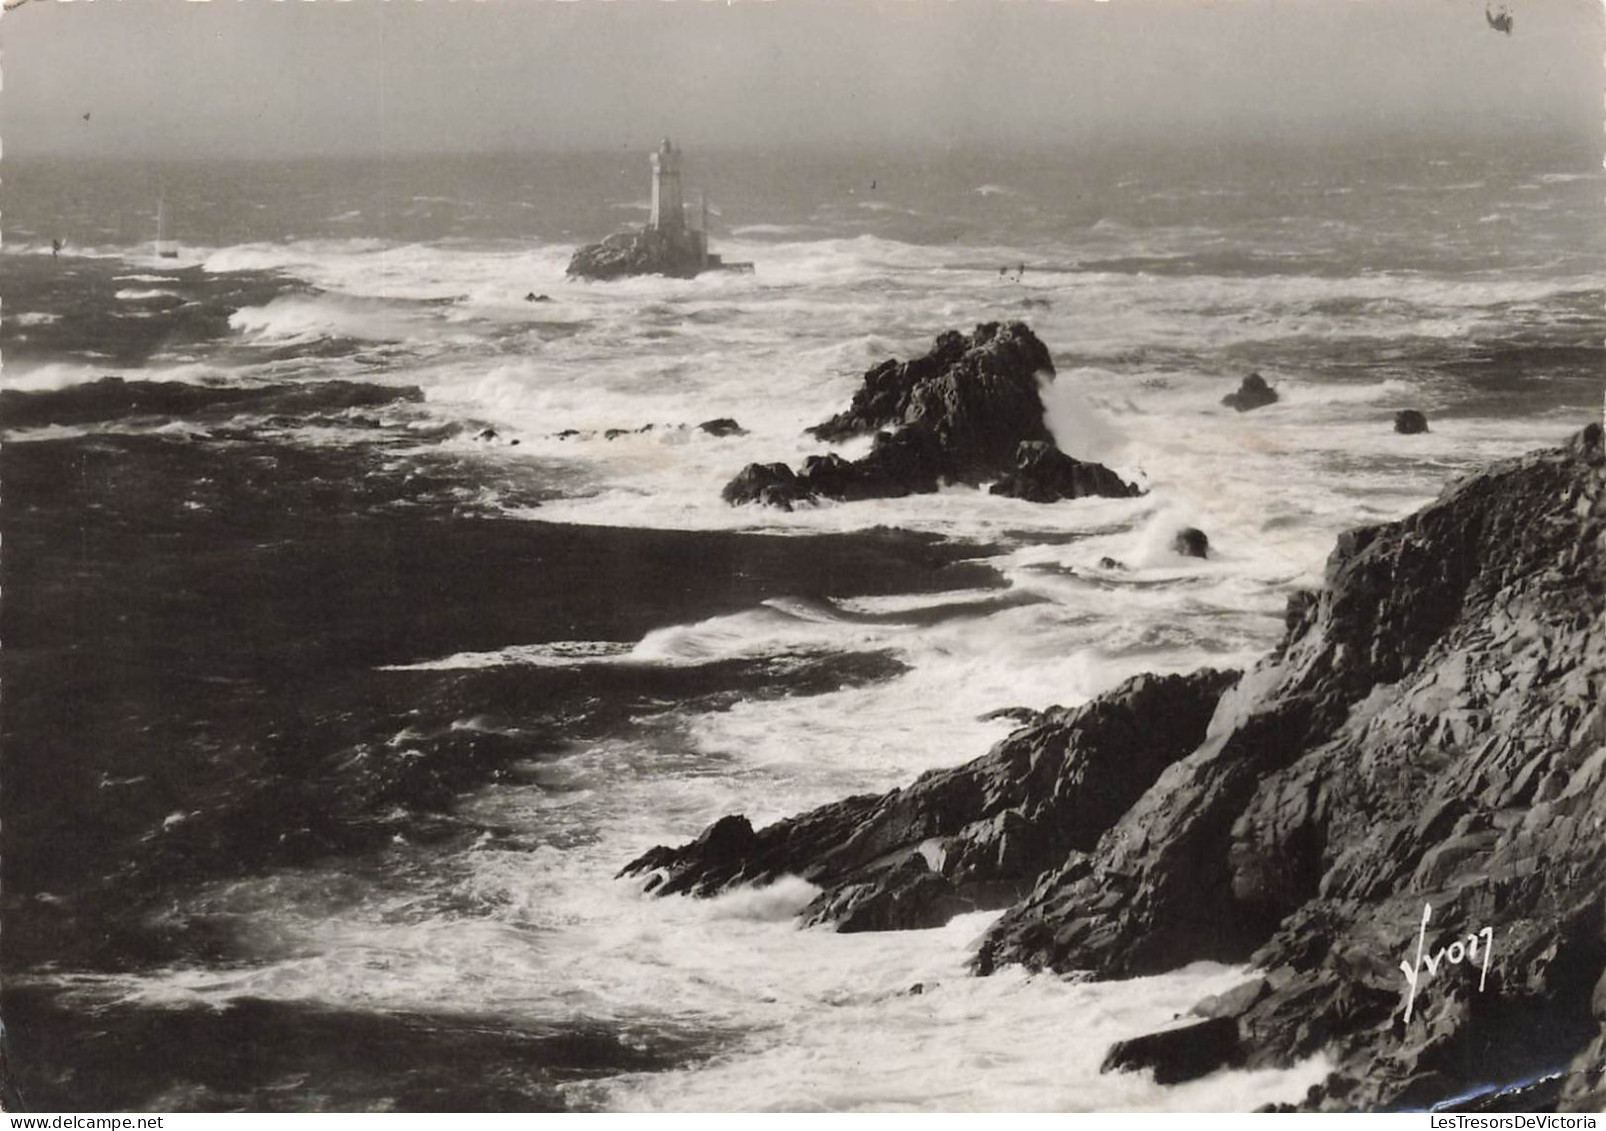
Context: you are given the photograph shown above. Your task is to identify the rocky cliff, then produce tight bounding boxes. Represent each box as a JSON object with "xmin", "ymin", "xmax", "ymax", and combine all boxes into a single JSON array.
[
  {"xmin": 626, "ymin": 423, "xmax": 1606, "ymax": 1111},
  {"xmin": 722, "ymin": 322, "xmax": 1144, "ymax": 508}
]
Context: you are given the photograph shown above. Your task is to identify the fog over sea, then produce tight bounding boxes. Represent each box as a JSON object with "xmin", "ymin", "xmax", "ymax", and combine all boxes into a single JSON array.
[{"xmin": 2, "ymin": 136, "xmax": 1602, "ymax": 1112}]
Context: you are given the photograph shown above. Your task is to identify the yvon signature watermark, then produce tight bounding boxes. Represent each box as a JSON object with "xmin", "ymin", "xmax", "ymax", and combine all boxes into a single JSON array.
[{"xmin": 1400, "ymin": 901, "xmax": 1494, "ymax": 1024}]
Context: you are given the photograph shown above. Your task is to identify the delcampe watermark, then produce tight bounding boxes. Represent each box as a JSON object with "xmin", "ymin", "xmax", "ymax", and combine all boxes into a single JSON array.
[{"xmin": 1400, "ymin": 901, "xmax": 1494, "ymax": 1024}]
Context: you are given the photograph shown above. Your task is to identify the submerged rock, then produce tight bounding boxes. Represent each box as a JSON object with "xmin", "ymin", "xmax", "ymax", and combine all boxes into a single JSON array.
[
  {"xmin": 630, "ymin": 421, "xmax": 1606, "ymax": 1111},
  {"xmin": 1222, "ymin": 372, "xmax": 1278, "ymax": 412},
  {"xmin": 723, "ymin": 323, "xmax": 1141, "ymax": 507},
  {"xmin": 1395, "ymin": 409, "xmax": 1430, "ymax": 434}
]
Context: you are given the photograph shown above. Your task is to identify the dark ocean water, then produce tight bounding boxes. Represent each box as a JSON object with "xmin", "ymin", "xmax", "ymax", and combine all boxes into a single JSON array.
[{"xmin": 1, "ymin": 137, "xmax": 1602, "ymax": 1111}]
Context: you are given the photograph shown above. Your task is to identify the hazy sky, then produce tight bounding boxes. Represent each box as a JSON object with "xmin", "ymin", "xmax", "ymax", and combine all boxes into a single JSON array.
[{"xmin": 2, "ymin": 0, "xmax": 1601, "ymax": 158}]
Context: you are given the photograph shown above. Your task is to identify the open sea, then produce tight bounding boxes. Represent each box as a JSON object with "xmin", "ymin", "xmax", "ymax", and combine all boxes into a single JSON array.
[{"xmin": 2, "ymin": 137, "xmax": 1602, "ymax": 1111}]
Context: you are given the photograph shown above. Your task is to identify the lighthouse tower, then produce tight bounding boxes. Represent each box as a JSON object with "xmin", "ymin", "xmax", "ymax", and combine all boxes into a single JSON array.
[{"xmin": 649, "ymin": 139, "xmax": 685, "ymax": 234}]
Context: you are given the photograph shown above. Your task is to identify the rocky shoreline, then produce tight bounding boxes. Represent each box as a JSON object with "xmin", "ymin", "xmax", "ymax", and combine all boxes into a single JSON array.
[{"xmin": 626, "ymin": 423, "xmax": 1606, "ymax": 1111}]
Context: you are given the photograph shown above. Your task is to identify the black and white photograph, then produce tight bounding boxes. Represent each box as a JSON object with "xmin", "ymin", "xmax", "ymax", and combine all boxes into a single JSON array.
[{"xmin": 1, "ymin": 0, "xmax": 1604, "ymax": 1115}]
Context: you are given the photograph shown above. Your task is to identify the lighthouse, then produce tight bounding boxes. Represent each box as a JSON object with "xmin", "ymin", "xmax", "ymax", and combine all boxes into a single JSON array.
[
  {"xmin": 566, "ymin": 141, "xmax": 752, "ymax": 279},
  {"xmin": 649, "ymin": 138, "xmax": 686, "ymax": 234}
]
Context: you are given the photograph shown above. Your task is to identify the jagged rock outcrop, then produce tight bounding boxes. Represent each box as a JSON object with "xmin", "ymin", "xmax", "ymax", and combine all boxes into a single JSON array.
[
  {"xmin": 1395, "ymin": 410, "xmax": 1430, "ymax": 435},
  {"xmin": 620, "ymin": 669, "xmax": 1238, "ymax": 931},
  {"xmin": 723, "ymin": 323, "xmax": 1142, "ymax": 508},
  {"xmin": 566, "ymin": 229, "xmax": 705, "ymax": 281},
  {"xmin": 1223, "ymin": 372, "xmax": 1279, "ymax": 412},
  {"xmin": 628, "ymin": 423, "xmax": 1606, "ymax": 1111}
]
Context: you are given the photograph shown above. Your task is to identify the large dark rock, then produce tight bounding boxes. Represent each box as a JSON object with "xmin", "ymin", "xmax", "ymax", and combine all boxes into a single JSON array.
[
  {"xmin": 619, "ymin": 668, "xmax": 1239, "ymax": 930},
  {"xmin": 1222, "ymin": 372, "xmax": 1278, "ymax": 412},
  {"xmin": 808, "ymin": 323, "xmax": 1054, "ymax": 458},
  {"xmin": 723, "ymin": 323, "xmax": 1142, "ymax": 507},
  {"xmin": 1395, "ymin": 410, "xmax": 1430, "ymax": 435},
  {"xmin": 566, "ymin": 229, "xmax": 705, "ymax": 281}
]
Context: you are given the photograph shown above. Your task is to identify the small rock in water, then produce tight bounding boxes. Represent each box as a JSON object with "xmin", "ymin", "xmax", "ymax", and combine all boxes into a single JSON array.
[
  {"xmin": 1394, "ymin": 409, "xmax": 1430, "ymax": 434},
  {"xmin": 1222, "ymin": 372, "xmax": 1278, "ymax": 412},
  {"xmin": 1097, "ymin": 556, "xmax": 1128, "ymax": 571},
  {"xmin": 1172, "ymin": 527, "xmax": 1210, "ymax": 559},
  {"xmin": 698, "ymin": 418, "xmax": 747, "ymax": 438},
  {"xmin": 524, "ymin": 292, "xmax": 552, "ymax": 303},
  {"xmin": 474, "ymin": 428, "xmax": 499, "ymax": 443}
]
